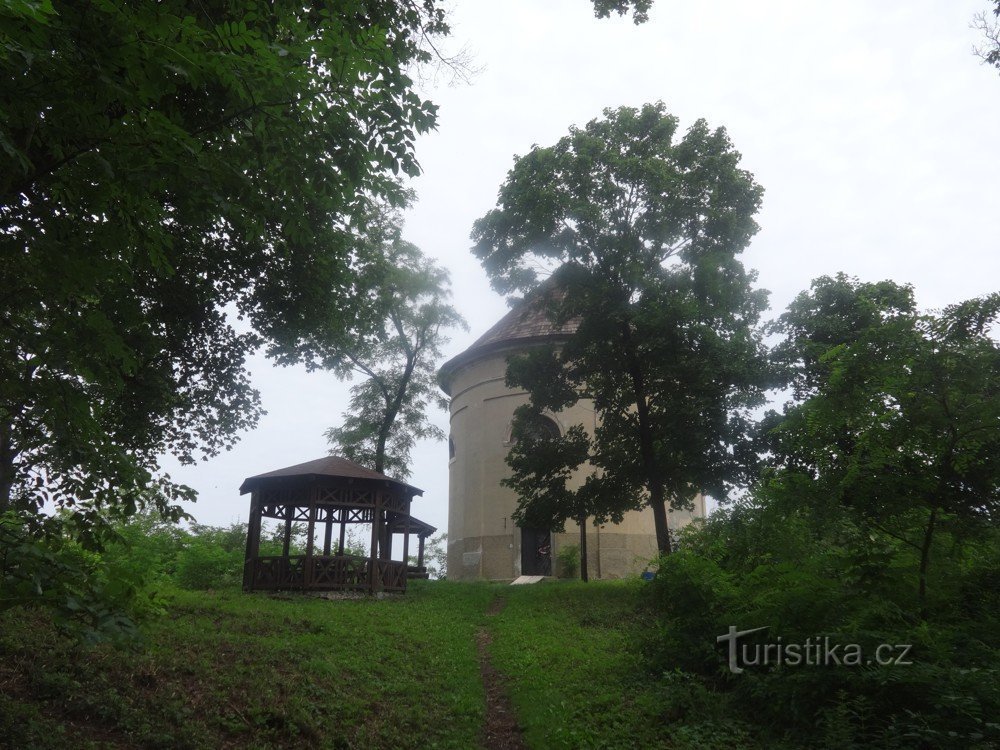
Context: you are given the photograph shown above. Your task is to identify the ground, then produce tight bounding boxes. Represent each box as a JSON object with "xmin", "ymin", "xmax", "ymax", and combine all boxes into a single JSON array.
[{"xmin": 0, "ymin": 580, "xmax": 753, "ymax": 749}]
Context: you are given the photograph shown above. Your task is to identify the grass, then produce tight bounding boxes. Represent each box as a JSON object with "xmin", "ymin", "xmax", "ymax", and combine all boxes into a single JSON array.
[
  {"xmin": 1, "ymin": 582, "xmax": 494, "ymax": 749},
  {"xmin": 487, "ymin": 582, "xmax": 756, "ymax": 750},
  {"xmin": 0, "ymin": 579, "xmax": 760, "ymax": 749}
]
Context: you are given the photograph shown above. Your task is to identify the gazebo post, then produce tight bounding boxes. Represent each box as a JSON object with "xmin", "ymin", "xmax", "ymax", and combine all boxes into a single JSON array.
[
  {"xmin": 281, "ymin": 506, "xmax": 292, "ymax": 584},
  {"xmin": 323, "ymin": 510, "xmax": 333, "ymax": 555},
  {"xmin": 305, "ymin": 504, "xmax": 317, "ymax": 587},
  {"xmin": 243, "ymin": 494, "xmax": 262, "ymax": 591},
  {"xmin": 338, "ymin": 513, "xmax": 347, "ymax": 555},
  {"xmin": 369, "ymin": 494, "xmax": 383, "ymax": 593},
  {"xmin": 402, "ymin": 522, "xmax": 410, "ymax": 575},
  {"xmin": 417, "ymin": 534, "xmax": 426, "ymax": 570},
  {"xmin": 282, "ymin": 509, "xmax": 292, "ymax": 557},
  {"xmin": 382, "ymin": 512, "xmax": 393, "ymax": 560}
]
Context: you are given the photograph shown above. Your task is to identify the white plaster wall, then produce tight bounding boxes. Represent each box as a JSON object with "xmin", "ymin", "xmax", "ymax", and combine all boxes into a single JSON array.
[{"xmin": 446, "ymin": 346, "xmax": 704, "ymax": 581}]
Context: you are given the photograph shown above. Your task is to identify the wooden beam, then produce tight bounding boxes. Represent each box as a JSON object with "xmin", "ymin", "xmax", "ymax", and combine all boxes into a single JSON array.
[
  {"xmin": 402, "ymin": 521, "xmax": 410, "ymax": 580},
  {"xmin": 383, "ymin": 512, "xmax": 393, "ymax": 560},
  {"xmin": 369, "ymin": 494, "xmax": 381, "ymax": 593},
  {"xmin": 243, "ymin": 493, "xmax": 262, "ymax": 591},
  {"xmin": 305, "ymin": 503, "xmax": 317, "ymax": 587},
  {"xmin": 282, "ymin": 509, "xmax": 292, "ymax": 557},
  {"xmin": 323, "ymin": 514, "xmax": 333, "ymax": 556},
  {"xmin": 282, "ymin": 508, "xmax": 292, "ymax": 585}
]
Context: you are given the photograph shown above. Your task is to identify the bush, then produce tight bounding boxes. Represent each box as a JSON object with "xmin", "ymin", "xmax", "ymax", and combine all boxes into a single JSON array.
[
  {"xmin": 646, "ymin": 551, "xmax": 737, "ymax": 674},
  {"xmin": 0, "ymin": 512, "xmax": 157, "ymax": 642},
  {"xmin": 642, "ymin": 504, "xmax": 1000, "ymax": 748},
  {"xmin": 173, "ymin": 536, "xmax": 243, "ymax": 590},
  {"xmin": 557, "ymin": 543, "xmax": 579, "ymax": 579},
  {"xmin": 0, "ymin": 512, "xmax": 257, "ymax": 641}
]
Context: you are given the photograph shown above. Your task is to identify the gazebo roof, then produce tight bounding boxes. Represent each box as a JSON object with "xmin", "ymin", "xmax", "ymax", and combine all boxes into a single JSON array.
[
  {"xmin": 438, "ymin": 275, "xmax": 581, "ymax": 395},
  {"xmin": 388, "ymin": 515, "xmax": 437, "ymax": 538},
  {"xmin": 239, "ymin": 455, "xmax": 423, "ymax": 496}
]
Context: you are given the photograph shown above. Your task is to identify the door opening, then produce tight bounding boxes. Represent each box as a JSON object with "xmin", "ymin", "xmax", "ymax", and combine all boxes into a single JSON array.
[{"xmin": 520, "ymin": 527, "xmax": 552, "ymax": 576}]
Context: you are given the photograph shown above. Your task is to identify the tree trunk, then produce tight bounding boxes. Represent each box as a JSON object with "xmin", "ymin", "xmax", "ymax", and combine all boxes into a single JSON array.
[
  {"xmin": 649, "ymin": 486, "xmax": 672, "ymax": 555},
  {"xmin": 374, "ymin": 414, "xmax": 392, "ymax": 475},
  {"xmin": 374, "ymin": 352, "xmax": 418, "ymax": 476},
  {"xmin": 578, "ymin": 513, "xmax": 589, "ymax": 582},
  {"xmin": 0, "ymin": 372, "xmax": 31, "ymax": 515},
  {"xmin": 918, "ymin": 506, "xmax": 938, "ymax": 618},
  {"xmin": 620, "ymin": 321, "xmax": 672, "ymax": 555},
  {"xmin": 0, "ymin": 416, "xmax": 16, "ymax": 515}
]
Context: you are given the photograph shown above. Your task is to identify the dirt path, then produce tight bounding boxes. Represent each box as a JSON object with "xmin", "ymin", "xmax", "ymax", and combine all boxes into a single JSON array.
[{"xmin": 477, "ymin": 597, "xmax": 526, "ymax": 750}]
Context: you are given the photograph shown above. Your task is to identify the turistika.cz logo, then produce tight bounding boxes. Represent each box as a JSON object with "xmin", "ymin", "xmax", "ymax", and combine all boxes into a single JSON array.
[{"xmin": 716, "ymin": 626, "xmax": 914, "ymax": 674}]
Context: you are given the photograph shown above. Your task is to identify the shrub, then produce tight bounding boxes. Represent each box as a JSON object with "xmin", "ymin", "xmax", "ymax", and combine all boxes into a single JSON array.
[
  {"xmin": 173, "ymin": 537, "xmax": 243, "ymax": 590},
  {"xmin": 0, "ymin": 512, "xmax": 155, "ymax": 642},
  {"xmin": 557, "ymin": 543, "xmax": 579, "ymax": 579},
  {"xmin": 642, "ymin": 504, "xmax": 1000, "ymax": 748}
]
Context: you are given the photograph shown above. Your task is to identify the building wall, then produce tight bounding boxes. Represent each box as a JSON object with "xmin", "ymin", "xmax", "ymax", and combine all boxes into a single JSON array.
[{"xmin": 446, "ymin": 347, "xmax": 704, "ymax": 581}]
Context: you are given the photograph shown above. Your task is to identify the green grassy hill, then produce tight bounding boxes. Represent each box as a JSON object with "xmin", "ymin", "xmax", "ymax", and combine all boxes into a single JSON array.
[{"xmin": 0, "ymin": 580, "xmax": 748, "ymax": 750}]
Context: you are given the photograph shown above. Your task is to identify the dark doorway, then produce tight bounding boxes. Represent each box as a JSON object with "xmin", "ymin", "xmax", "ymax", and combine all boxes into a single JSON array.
[{"xmin": 520, "ymin": 527, "xmax": 552, "ymax": 576}]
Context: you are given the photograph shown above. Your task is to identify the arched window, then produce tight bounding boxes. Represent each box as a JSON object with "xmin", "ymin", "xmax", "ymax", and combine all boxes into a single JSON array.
[
  {"xmin": 509, "ymin": 414, "xmax": 560, "ymax": 445},
  {"xmin": 448, "ymin": 436, "xmax": 456, "ymax": 462}
]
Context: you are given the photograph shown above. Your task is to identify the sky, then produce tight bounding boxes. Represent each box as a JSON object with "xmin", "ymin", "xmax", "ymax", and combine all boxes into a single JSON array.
[{"xmin": 161, "ymin": 0, "xmax": 1000, "ymax": 535}]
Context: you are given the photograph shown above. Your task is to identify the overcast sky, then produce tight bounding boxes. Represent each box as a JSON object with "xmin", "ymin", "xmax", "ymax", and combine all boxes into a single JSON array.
[{"xmin": 161, "ymin": 0, "xmax": 1000, "ymax": 534}]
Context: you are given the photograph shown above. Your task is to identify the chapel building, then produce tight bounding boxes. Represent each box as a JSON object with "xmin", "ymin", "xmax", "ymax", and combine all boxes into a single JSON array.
[{"xmin": 437, "ymin": 286, "xmax": 704, "ymax": 580}]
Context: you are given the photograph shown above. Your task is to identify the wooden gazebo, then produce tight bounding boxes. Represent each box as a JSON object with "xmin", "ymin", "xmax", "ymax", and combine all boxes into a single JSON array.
[{"xmin": 240, "ymin": 456, "xmax": 436, "ymax": 594}]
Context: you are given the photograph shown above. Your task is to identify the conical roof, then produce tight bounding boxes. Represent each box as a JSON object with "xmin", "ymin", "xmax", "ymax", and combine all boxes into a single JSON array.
[
  {"xmin": 239, "ymin": 455, "xmax": 422, "ymax": 495},
  {"xmin": 438, "ymin": 279, "xmax": 580, "ymax": 395}
]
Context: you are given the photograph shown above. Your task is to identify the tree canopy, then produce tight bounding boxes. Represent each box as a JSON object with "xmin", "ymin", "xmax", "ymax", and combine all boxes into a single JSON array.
[
  {"xmin": 591, "ymin": 0, "xmax": 654, "ymax": 24},
  {"xmin": 0, "ymin": 0, "xmax": 662, "ymax": 540},
  {"xmin": 322, "ymin": 205, "xmax": 465, "ymax": 479},
  {"xmin": 0, "ymin": 0, "xmax": 446, "ymax": 536},
  {"xmin": 472, "ymin": 103, "xmax": 771, "ymax": 553},
  {"xmin": 763, "ymin": 274, "xmax": 1000, "ymax": 611},
  {"xmin": 973, "ymin": 1, "xmax": 1000, "ymax": 72}
]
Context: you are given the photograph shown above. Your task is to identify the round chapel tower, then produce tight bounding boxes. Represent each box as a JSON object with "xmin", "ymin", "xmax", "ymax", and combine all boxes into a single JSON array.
[{"xmin": 438, "ymin": 287, "xmax": 705, "ymax": 581}]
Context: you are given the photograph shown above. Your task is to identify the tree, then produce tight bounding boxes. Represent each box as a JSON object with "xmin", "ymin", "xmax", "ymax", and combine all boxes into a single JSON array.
[
  {"xmin": 472, "ymin": 103, "xmax": 770, "ymax": 555},
  {"xmin": 764, "ymin": 274, "xmax": 1000, "ymax": 614},
  {"xmin": 0, "ymin": 1, "xmax": 446, "ymax": 539},
  {"xmin": 0, "ymin": 0, "xmax": 659, "ymax": 537},
  {"xmin": 591, "ymin": 0, "xmax": 654, "ymax": 24},
  {"xmin": 504, "ymin": 407, "xmax": 596, "ymax": 580},
  {"xmin": 973, "ymin": 1, "xmax": 1000, "ymax": 71},
  {"xmin": 319, "ymin": 206, "xmax": 465, "ymax": 479}
]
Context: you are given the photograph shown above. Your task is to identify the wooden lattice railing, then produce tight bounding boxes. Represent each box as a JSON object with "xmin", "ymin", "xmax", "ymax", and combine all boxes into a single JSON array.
[{"xmin": 251, "ymin": 554, "xmax": 408, "ymax": 592}]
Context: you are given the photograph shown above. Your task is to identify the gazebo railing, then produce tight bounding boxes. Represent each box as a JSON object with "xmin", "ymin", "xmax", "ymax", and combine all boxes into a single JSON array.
[
  {"xmin": 373, "ymin": 558, "xmax": 409, "ymax": 590},
  {"xmin": 250, "ymin": 554, "xmax": 408, "ymax": 592}
]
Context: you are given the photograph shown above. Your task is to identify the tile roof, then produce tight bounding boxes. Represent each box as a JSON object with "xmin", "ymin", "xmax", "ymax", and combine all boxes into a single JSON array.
[
  {"xmin": 438, "ymin": 279, "xmax": 580, "ymax": 394},
  {"xmin": 239, "ymin": 455, "xmax": 422, "ymax": 495}
]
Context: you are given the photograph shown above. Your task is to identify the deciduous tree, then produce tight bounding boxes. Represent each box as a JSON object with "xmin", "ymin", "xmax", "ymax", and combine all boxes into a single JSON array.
[
  {"xmin": 504, "ymin": 408, "xmax": 596, "ymax": 579},
  {"xmin": 0, "ymin": 0, "xmax": 657, "ymax": 539},
  {"xmin": 591, "ymin": 0, "xmax": 653, "ymax": 23},
  {"xmin": 473, "ymin": 103, "xmax": 770, "ymax": 554},
  {"xmin": 320, "ymin": 207, "xmax": 465, "ymax": 479},
  {"xmin": 764, "ymin": 274, "xmax": 1000, "ymax": 614},
  {"xmin": 973, "ymin": 1, "xmax": 1000, "ymax": 71},
  {"xmin": 0, "ymin": 0, "xmax": 445, "ymax": 537}
]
